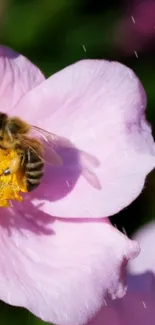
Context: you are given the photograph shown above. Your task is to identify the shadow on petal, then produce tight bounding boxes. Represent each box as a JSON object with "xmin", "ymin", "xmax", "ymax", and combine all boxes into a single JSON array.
[
  {"xmin": 0, "ymin": 136, "xmax": 101, "ymax": 236},
  {"xmin": 0, "ymin": 202, "xmax": 56, "ymax": 236},
  {"xmin": 2, "ymin": 135, "xmax": 101, "ymax": 230},
  {"xmin": 0, "ymin": 203, "xmax": 105, "ymax": 237}
]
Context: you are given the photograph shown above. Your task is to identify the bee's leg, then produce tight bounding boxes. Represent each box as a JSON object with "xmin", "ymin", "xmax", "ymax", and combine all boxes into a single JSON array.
[
  {"xmin": 21, "ymin": 153, "xmax": 25, "ymax": 166},
  {"xmin": 15, "ymin": 146, "xmax": 25, "ymax": 166},
  {"xmin": 27, "ymin": 148, "xmax": 31, "ymax": 162}
]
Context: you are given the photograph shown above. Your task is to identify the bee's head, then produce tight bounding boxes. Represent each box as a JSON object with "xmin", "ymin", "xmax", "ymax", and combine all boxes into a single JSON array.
[
  {"xmin": 0, "ymin": 113, "xmax": 12, "ymax": 148},
  {"xmin": 7, "ymin": 117, "xmax": 30, "ymax": 135},
  {"xmin": 0, "ymin": 114, "xmax": 30, "ymax": 149}
]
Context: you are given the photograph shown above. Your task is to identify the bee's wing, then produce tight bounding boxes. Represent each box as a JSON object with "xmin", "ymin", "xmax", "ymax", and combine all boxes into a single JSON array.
[
  {"xmin": 40, "ymin": 143, "xmax": 63, "ymax": 166},
  {"xmin": 26, "ymin": 126, "xmax": 63, "ymax": 166},
  {"xmin": 31, "ymin": 125, "xmax": 59, "ymax": 143},
  {"xmin": 31, "ymin": 125, "xmax": 68, "ymax": 146},
  {"xmin": 32, "ymin": 125, "xmax": 100, "ymax": 165},
  {"xmin": 31, "ymin": 125, "xmax": 101, "ymax": 189}
]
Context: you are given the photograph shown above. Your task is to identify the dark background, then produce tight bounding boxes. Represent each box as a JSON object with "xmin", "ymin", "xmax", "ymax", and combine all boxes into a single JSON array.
[{"xmin": 0, "ymin": 0, "xmax": 155, "ymax": 323}]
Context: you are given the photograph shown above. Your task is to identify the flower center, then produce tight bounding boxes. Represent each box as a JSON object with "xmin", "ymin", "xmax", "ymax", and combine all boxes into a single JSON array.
[{"xmin": 0, "ymin": 148, "xmax": 27, "ymax": 207}]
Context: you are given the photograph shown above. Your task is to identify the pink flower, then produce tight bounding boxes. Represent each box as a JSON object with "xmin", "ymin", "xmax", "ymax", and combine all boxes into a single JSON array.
[
  {"xmin": 88, "ymin": 222, "xmax": 155, "ymax": 325},
  {"xmin": 0, "ymin": 45, "xmax": 154, "ymax": 324}
]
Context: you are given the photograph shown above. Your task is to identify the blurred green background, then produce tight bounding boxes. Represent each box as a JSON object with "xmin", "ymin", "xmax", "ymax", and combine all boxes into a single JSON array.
[{"xmin": 0, "ymin": 0, "xmax": 155, "ymax": 323}]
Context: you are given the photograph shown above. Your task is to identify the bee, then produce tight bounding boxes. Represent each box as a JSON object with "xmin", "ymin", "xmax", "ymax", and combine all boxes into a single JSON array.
[
  {"xmin": 0, "ymin": 112, "xmax": 62, "ymax": 192},
  {"xmin": 0, "ymin": 112, "xmax": 102, "ymax": 192}
]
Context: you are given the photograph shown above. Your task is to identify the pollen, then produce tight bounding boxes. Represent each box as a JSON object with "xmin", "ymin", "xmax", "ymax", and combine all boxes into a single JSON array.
[{"xmin": 0, "ymin": 148, "xmax": 27, "ymax": 207}]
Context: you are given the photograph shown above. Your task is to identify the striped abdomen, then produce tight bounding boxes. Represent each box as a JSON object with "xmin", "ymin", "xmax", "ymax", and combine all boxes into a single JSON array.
[{"xmin": 25, "ymin": 148, "xmax": 44, "ymax": 192}]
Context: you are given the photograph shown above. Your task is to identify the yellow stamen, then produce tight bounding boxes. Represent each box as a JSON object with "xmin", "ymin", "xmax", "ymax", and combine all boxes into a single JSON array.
[{"xmin": 0, "ymin": 148, "xmax": 27, "ymax": 207}]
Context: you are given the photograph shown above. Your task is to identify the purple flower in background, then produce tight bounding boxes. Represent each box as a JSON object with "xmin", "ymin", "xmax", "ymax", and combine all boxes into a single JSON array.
[{"xmin": 115, "ymin": 0, "xmax": 155, "ymax": 55}]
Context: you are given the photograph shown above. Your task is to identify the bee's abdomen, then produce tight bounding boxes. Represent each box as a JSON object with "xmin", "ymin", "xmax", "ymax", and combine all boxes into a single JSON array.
[{"xmin": 25, "ymin": 149, "xmax": 44, "ymax": 192}]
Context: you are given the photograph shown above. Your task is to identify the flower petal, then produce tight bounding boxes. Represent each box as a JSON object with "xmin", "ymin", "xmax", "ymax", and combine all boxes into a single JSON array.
[
  {"xmin": 0, "ymin": 212, "xmax": 139, "ymax": 325},
  {"xmin": 129, "ymin": 221, "xmax": 155, "ymax": 274},
  {"xmin": 120, "ymin": 223, "xmax": 155, "ymax": 325},
  {"xmin": 87, "ymin": 273, "xmax": 155, "ymax": 325},
  {"xmin": 87, "ymin": 222, "xmax": 155, "ymax": 325},
  {"xmin": 11, "ymin": 59, "xmax": 155, "ymax": 218},
  {"xmin": 0, "ymin": 45, "xmax": 45, "ymax": 112}
]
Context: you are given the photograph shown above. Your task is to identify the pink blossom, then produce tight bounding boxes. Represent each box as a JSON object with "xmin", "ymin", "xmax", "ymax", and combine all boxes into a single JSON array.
[
  {"xmin": 0, "ymin": 45, "xmax": 154, "ymax": 324},
  {"xmin": 88, "ymin": 222, "xmax": 155, "ymax": 325}
]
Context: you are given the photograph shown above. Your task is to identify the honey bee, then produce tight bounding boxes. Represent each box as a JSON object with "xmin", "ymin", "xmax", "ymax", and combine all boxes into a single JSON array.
[
  {"xmin": 0, "ymin": 112, "xmax": 102, "ymax": 193},
  {"xmin": 0, "ymin": 112, "xmax": 62, "ymax": 192}
]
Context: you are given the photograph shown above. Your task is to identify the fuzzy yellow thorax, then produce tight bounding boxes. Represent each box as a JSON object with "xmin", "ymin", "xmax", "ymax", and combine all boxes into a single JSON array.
[{"xmin": 0, "ymin": 148, "xmax": 27, "ymax": 207}]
